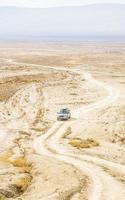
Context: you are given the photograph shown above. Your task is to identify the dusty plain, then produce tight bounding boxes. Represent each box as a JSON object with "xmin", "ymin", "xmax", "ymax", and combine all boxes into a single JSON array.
[{"xmin": 0, "ymin": 42, "xmax": 125, "ymax": 200}]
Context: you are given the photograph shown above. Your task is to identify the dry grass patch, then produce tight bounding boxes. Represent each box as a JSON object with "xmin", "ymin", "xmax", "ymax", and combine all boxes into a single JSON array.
[
  {"xmin": 0, "ymin": 148, "xmax": 32, "ymax": 170},
  {"xmin": 0, "ymin": 150, "xmax": 13, "ymax": 163},
  {"xmin": 0, "ymin": 153, "xmax": 32, "ymax": 197},
  {"xmin": 0, "ymin": 152, "xmax": 31, "ymax": 173},
  {"xmin": 9, "ymin": 157, "xmax": 32, "ymax": 194},
  {"xmin": 69, "ymin": 138, "xmax": 100, "ymax": 149},
  {"xmin": 9, "ymin": 157, "xmax": 28, "ymax": 167},
  {"xmin": 9, "ymin": 157, "xmax": 32, "ymax": 173}
]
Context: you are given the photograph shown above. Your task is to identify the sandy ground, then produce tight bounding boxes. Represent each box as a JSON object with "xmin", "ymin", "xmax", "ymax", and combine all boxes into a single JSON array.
[{"xmin": 0, "ymin": 42, "xmax": 125, "ymax": 199}]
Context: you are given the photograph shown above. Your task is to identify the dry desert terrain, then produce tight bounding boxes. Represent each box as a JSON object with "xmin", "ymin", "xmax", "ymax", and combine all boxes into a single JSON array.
[{"xmin": 0, "ymin": 42, "xmax": 125, "ymax": 200}]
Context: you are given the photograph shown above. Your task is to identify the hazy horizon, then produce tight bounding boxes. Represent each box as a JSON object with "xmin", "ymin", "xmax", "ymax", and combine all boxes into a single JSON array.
[
  {"xmin": 0, "ymin": 4, "xmax": 125, "ymax": 42},
  {"xmin": 0, "ymin": 0, "xmax": 125, "ymax": 8}
]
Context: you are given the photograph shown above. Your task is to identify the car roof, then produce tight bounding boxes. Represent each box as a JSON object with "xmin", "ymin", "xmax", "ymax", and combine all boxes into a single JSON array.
[{"xmin": 60, "ymin": 108, "xmax": 69, "ymax": 110}]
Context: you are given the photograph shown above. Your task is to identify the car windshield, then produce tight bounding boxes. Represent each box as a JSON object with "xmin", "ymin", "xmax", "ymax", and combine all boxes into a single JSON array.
[{"xmin": 60, "ymin": 109, "xmax": 69, "ymax": 114}]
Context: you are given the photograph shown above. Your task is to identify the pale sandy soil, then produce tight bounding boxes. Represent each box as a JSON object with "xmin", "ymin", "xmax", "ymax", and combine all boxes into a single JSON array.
[{"xmin": 0, "ymin": 42, "xmax": 125, "ymax": 200}]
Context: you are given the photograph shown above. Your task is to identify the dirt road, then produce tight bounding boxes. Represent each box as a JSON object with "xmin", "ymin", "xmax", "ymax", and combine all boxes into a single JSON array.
[{"xmin": 34, "ymin": 67, "xmax": 125, "ymax": 200}]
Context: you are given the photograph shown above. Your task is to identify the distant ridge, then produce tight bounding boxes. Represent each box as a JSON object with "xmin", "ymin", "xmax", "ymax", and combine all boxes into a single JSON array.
[{"xmin": 0, "ymin": 4, "xmax": 125, "ymax": 41}]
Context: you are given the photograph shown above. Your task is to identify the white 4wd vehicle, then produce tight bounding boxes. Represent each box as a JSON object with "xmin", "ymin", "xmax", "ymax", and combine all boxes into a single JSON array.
[{"xmin": 57, "ymin": 108, "xmax": 71, "ymax": 121}]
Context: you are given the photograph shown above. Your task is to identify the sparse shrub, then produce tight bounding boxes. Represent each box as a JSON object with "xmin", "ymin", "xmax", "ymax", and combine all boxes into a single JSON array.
[
  {"xmin": 69, "ymin": 138, "xmax": 82, "ymax": 148},
  {"xmin": 70, "ymin": 93, "xmax": 77, "ymax": 96},
  {"xmin": 69, "ymin": 138, "xmax": 100, "ymax": 149}
]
